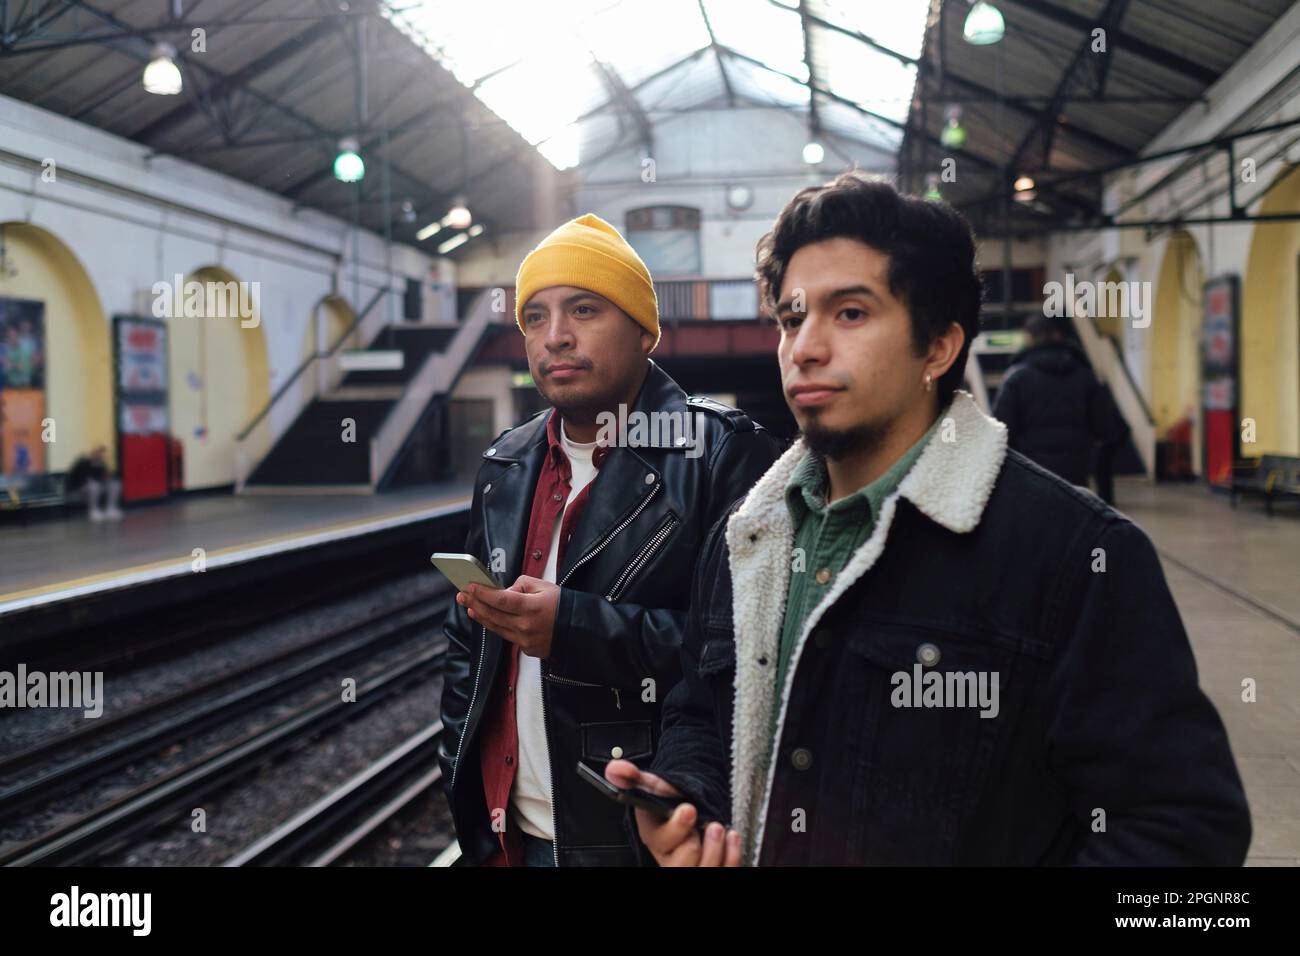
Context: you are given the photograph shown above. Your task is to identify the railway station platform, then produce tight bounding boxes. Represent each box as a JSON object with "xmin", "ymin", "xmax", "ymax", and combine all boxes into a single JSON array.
[{"xmin": 0, "ymin": 485, "xmax": 472, "ymax": 640}]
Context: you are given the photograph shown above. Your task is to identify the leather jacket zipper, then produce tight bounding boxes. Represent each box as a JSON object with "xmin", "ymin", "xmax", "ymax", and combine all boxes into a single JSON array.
[
  {"xmin": 539, "ymin": 660, "xmax": 560, "ymax": 866},
  {"xmin": 449, "ymin": 624, "xmax": 487, "ymax": 797},
  {"xmin": 539, "ymin": 480, "xmax": 661, "ymax": 863},
  {"xmin": 606, "ymin": 513, "xmax": 678, "ymax": 603},
  {"xmin": 558, "ymin": 483, "xmax": 660, "ymax": 588},
  {"xmin": 546, "ymin": 670, "xmax": 620, "ymax": 708}
]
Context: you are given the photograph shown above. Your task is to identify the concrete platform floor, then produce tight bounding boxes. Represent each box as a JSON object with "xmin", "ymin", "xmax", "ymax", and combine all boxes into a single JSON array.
[
  {"xmin": 0, "ymin": 483, "xmax": 472, "ymax": 610},
  {"xmin": 1112, "ymin": 477, "xmax": 1299, "ymax": 866}
]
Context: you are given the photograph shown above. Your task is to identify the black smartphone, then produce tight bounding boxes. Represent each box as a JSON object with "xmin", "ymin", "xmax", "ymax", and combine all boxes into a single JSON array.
[{"xmin": 576, "ymin": 760, "xmax": 697, "ymax": 823}]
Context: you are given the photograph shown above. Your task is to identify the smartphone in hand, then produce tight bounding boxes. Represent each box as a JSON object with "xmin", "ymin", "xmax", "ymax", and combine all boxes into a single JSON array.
[
  {"xmin": 576, "ymin": 760, "xmax": 706, "ymax": 831},
  {"xmin": 431, "ymin": 552, "xmax": 503, "ymax": 592}
]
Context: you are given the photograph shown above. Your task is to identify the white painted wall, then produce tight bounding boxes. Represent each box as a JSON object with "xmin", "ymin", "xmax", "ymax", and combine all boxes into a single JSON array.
[
  {"xmin": 450, "ymin": 366, "xmax": 517, "ymax": 439},
  {"xmin": 455, "ymin": 105, "xmax": 898, "ymax": 284},
  {"xmin": 0, "ymin": 92, "xmax": 454, "ymax": 485}
]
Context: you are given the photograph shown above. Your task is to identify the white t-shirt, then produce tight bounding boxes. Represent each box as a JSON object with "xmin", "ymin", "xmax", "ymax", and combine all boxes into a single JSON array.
[{"xmin": 511, "ymin": 422, "xmax": 600, "ymax": 840}]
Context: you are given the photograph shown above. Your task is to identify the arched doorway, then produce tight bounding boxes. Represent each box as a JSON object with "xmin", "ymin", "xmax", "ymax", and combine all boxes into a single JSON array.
[
  {"xmin": 1241, "ymin": 163, "xmax": 1300, "ymax": 456},
  {"xmin": 0, "ymin": 221, "xmax": 111, "ymax": 474},
  {"xmin": 1151, "ymin": 231, "xmax": 1204, "ymax": 473},
  {"xmin": 165, "ymin": 266, "xmax": 270, "ymax": 489},
  {"xmin": 297, "ymin": 294, "xmax": 354, "ymax": 408},
  {"xmin": 306, "ymin": 295, "xmax": 355, "ymax": 359}
]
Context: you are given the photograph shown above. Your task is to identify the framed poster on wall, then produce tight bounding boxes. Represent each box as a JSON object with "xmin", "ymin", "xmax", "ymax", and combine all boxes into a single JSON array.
[
  {"xmin": 113, "ymin": 315, "xmax": 170, "ymax": 503},
  {"xmin": 0, "ymin": 296, "xmax": 46, "ymax": 477},
  {"xmin": 1201, "ymin": 275, "xmax": 1240, "ymax": 490}
]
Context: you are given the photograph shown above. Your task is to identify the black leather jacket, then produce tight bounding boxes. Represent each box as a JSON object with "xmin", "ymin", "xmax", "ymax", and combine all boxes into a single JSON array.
[{"xmin": 437, "ymin": 360, "xmax": 782, "ymax": 865}]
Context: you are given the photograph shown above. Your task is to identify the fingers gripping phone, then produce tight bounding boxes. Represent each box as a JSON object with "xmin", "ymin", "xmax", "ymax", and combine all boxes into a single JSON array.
[
  {"xmin": 431, "ymin": 552, "xmax": 503, "ymax": 592},
  {"xmin": 576, "ymin": 760, "xmax": 703, "ymax": 830}
]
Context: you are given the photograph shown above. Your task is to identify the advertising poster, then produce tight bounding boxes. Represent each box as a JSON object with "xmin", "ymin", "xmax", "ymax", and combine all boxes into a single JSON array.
[
  {"xmin": 1201, "ymin": 276, "xmax": 1239, "ymax": 489},
  {"xmin": 114, "ymin": 316, "xmax": 170, "ymax": 502},
  {"xmin": 0, "ymin": 296, "xmax": 46, "ymax": 477}
]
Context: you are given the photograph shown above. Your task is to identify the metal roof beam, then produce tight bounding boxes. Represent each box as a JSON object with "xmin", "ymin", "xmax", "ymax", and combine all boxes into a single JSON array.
[
  {"xmin": 696, "ymin": 1, "xmax": 734, "ymax": 107},
  {"xmin": 798, "ymin": 0, "xmax": 818, "ymax": 135},
  {"xmin": 1029, "ymin": 0, "xmax": 1132, "ymax": 168},
  {"xmin": 130, "ymin": 14, "xmax": 345, "ymax": 143},
  {"xmin": 594, "ymin": 60, "xmax": 653, "ymax": 156},
  {"xmin": 942, "ymin": 71, "xmax": 1134, "ymax": 158},
  {"xmin": 53, "ymin": 2, "xmax": 444, "ymax": 213},
  {"xmin": 1000, "ymin": 0, "xmax": 1218, "ymax": 87},
  {"xmin": 800, "ymin": 6, "xmax": 1135, "ymax": 161}
]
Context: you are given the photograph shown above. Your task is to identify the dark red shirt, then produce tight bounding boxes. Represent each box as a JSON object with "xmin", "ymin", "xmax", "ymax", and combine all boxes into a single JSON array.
[{"xmin": 477, "ymin": 410, "xmax": 609, "ymax": 865}]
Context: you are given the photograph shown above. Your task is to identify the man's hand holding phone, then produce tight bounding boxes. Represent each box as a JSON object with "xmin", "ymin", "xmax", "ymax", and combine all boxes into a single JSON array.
[
  {"xmin": 604, "ymin": 759, "xmax": 742, "ymax": 867},
  {"xmin": 457, "ymin": 575, "xmax": 560, "ymax": 659}
]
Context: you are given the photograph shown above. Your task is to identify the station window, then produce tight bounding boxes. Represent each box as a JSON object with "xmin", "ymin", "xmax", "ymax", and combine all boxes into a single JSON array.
[{"xmin": 626, "ymin": 205, "xmax": 702, "ymax": 277}]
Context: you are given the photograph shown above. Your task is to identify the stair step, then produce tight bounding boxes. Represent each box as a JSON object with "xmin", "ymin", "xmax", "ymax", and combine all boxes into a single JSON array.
[{"xmin": 323, "ymin": 386, "xmax": 405, "ymax": 401}]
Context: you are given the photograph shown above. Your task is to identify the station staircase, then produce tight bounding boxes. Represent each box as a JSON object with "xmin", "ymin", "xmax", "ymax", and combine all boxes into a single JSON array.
[{"xmin": 235, "ymin": 289, "xmax": 496, "ymax": 493}]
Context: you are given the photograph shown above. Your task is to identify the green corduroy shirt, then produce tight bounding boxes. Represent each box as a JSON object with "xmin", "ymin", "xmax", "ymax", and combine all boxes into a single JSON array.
[{"xmin": 772, "ymin": 413, "xmax": 943, "ymax": 729}]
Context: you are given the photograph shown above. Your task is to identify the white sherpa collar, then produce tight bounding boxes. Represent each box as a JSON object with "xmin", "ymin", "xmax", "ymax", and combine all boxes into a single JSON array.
[{"xmin": 722, "ymin": 389, "xmax": 1007, "ymax": 864}]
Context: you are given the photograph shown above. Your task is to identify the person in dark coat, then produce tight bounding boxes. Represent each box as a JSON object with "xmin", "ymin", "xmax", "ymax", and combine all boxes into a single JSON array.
[{"xmin": 992, "ymin": 314, "xmax": 1129, "ymax": 502}]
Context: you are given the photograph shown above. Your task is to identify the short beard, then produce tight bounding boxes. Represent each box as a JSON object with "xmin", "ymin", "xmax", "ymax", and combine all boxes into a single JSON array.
[{"xmin": 801, "ymin": 418, "xmax": 890, "ymax": 462}]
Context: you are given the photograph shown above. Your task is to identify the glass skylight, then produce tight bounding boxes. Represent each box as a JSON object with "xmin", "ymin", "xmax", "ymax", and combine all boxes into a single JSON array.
[{"xmin": 383, "ymin": 0, "xmax": 928, "ymax": 169}]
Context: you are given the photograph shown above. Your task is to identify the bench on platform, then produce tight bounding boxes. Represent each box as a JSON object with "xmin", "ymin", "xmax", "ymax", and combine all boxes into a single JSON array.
[{"xmin": 1230, "ymin": 455, "xmax": 1300, "ymax": 517}]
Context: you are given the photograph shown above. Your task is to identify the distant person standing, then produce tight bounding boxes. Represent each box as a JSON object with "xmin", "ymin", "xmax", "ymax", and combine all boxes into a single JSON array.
[
  {"xmin": 67, "ymin": 445, "xmax": 123, "ymax": 521},
  {"xmin": 993, "ymin": 314, "xmax": 1128, "ymax": 503}
]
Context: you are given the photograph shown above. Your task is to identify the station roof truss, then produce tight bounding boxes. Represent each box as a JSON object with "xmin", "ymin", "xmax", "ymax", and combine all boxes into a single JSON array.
[
  {"xmin": 903, "ymin": 0, "xmax": 1299, "ymax": 236},
  {"xmin": 0, "ymin": 0, "xmax": 1295, "ymax": 246},
  {"xmin": 0, "ymin": 0, "xmax": 552, "ymax": 251}
]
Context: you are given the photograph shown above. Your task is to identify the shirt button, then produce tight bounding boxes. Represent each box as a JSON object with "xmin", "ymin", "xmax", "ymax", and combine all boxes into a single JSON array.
[
  {"xmin": 814, "ymin": 629, "xmax": 832, "ymax": 648},
  {"xmin": 532, "ymin": 549, "xmax": 542, "ymax": 560},
  {"xmin": 610, "ymin": 746, "xmax": 624, "ymax": 759},
  {"xmin": 815, "ymin": 567, "xmax": 832, "ymax": 585},
  {"xmin": 553, "ymin": 493, "xmax": 563, "ymax": 501},
  {"xmin": 917, "ymin": 642, "xmax": 941, "ymax": 666},
  {"xmin": 507, "ymin": 685, "xmax": 513, "ymax": 696},
  {"xmin": 791, "ymin": 748, "xmax": 813, "ymax": 771},
  {"xmin": 505, "ymin": 755, "xmax": 514, "ymax": 766}
]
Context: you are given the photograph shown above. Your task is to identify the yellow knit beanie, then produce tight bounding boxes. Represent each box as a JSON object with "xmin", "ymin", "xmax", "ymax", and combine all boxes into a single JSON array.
[{"xmin": 514, "ymin": 213, "xmax": 659, "ymax": 348}]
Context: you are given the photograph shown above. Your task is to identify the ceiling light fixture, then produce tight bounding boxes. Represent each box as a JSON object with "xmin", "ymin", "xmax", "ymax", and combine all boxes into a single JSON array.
[{"xmin": 143, "ymin": 43, "xmax": 182, "ymax": 95}]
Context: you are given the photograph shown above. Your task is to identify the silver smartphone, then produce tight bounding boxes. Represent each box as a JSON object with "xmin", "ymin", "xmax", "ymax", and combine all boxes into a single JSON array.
[{"xmin": 431, "ymin": 552, "xmax": 503, "ymax": 591}]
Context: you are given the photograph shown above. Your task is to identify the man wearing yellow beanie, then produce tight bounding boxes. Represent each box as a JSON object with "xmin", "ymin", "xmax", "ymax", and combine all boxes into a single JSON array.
[{"xmin": 438, "ymin": 213, "xmax": 781, "ymax": 867}]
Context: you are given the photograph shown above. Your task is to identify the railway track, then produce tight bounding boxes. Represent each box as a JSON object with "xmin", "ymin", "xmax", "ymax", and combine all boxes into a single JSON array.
[
  {"xmin": 0, "ymin": 588, "xmax": 451, "ymax": 821},
  {"xmin": 0, "ymin": 641, "xmax": 447, "ymax": 866},
  {"xmin": 223, "ymin": 723, "xmax": 445, "ymax": 867}
]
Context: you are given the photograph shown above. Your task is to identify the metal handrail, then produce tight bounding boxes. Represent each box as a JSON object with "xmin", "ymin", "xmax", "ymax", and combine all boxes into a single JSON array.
[
  {"xmin": 1070, "ymin": 307, "xmax": 1157, "ymax": 476},
  {"xmin": 1085, "ymin": 312, "xmax": 1156, "ymax": 426},
  {"xmin": 236, "ymin": 286, "xmax": 389, "ymax": 442},
  {"xmin": 234, "ymin": 286, "xmax": 392, "ymax": 492},
  {"xmin": 368, "ymin": 288, "xmax": 503, "ymax": 488}
]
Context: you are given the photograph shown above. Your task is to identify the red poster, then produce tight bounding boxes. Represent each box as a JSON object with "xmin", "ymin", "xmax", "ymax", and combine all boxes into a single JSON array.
[
  {"xmin": 1201, "ymin": 277, "xmax": 1239, "ymax": 490},
  {"xmin": 114, "ymin": 316, "xmax": 170, "ymax": 502}
]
